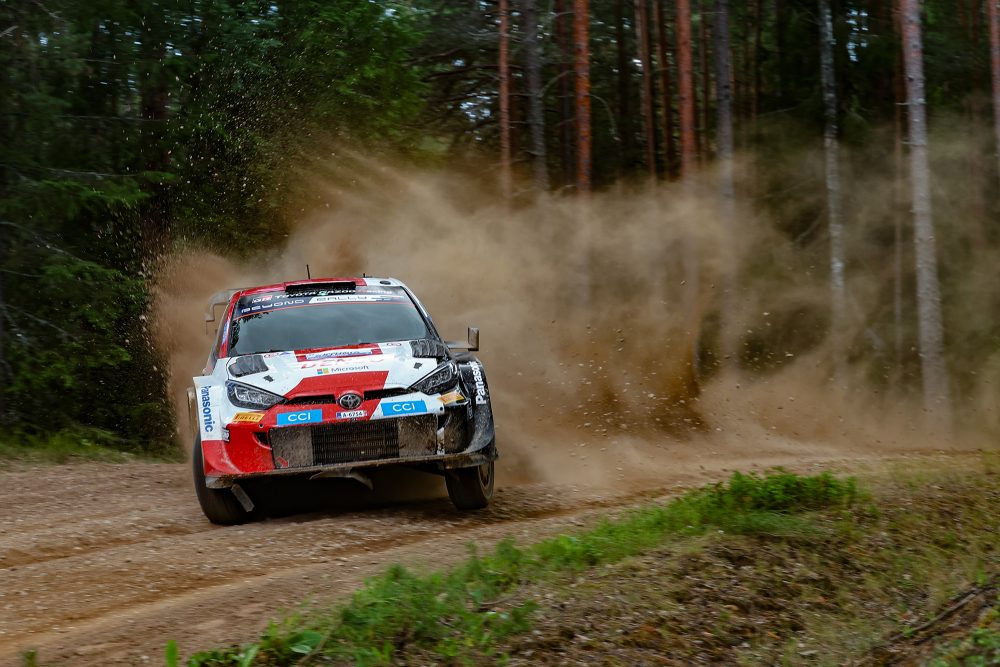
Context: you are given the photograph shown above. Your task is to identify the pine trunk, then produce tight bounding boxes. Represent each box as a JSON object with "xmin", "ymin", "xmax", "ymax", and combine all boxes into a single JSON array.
[
  {"xmin": 698, "ymin": 0, "xmax": 711, "ymax": 162},
  {"xmin": 636, "ymin": 0, "xmax": 657, "ymax": 182},
  {"xmin": 988, "ymin": 0, "xmax": 1000, "ymax": 184},
  {"xmin": 714, "ymin": 0, "xmax": 737, "ymax": 365},
  {"xmin": 654, "ymin": 0, "xmax": 677, "ymax": 178},
  {"xmin": 555, "ymin": 0, "xmax": 575, "ymax": 187},
  {"xmin": 901, "ymin": 0, "xmax": 951, "ymax": 424},
  {"xmin": 616, "ymin": 0, "xmax": 635, "ymax": 174},
  {"xmin": 676, "ymin": 0, "xmax": 697, "ymax": 178},
  {"xmin": 498, "ymin": 0, "xmax": 512, "ymax": 199},
  {"xmin": 574, "ymin": 0, "xmax": 592, "ymax": 193},
  {"xmin": 819, "ymin": 0, "xmax": 847, "ymax": 381},
  {"xmin": 522, "ymin": 0, "xmax": 550, "ymax": 191}
]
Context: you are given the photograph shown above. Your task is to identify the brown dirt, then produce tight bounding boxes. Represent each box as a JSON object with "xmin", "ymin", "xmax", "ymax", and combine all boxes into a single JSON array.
[{"xmin": 0, "ymin": 448, "xmax": 986, "ymax": 666}]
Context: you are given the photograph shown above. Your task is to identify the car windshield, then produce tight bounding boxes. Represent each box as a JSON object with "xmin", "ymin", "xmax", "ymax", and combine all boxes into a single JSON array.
[{"xmin": 227, "ymin": 286, "xmax": 430, "ymax": 356}]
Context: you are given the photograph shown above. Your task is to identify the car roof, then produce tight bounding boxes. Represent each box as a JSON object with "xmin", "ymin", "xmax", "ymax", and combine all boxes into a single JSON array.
[{"xmin": 236, "ymin": 276, "xmax": 405, "ymax": 298}]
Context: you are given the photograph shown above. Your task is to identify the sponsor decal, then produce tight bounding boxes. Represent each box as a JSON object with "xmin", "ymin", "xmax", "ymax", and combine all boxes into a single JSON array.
[
  {"xmin": 382, "ymin": 400, "xmax": 427, "ymax": 416},
  {"xmin": 336, "ymin": 410, "xmax": 367, "ymax": 420},
  {"xmin": 231, "ymin": 412, "xmax": 264, "ymax": 424},
  {"xmin": 276, "ymin": 409, "xmax": 322, "ymax": 426},
  {"xmin": 309, "ymin": 364, "xmax": 372, "ymax": 374},
  {"xmin": 308, "ymin": 295, "xmax": 402, "ymax": 304},
  {"xmin": 239, "ymin": 298, "xmax": 306, "ymax": 315},
  {"xmin": 439, "ymin": 390, "xmax": 466, "ymax": 406},
  {"xmin": 305, "ymin": 348, "xmax": 375, "ymax": 360},
  {"xmin": 468, "ymin": 361, "xmax": 488, "ymax": 405},
  {"xmin": 200, "ymin": 386, "xmax": 216, "ymax": 433}
]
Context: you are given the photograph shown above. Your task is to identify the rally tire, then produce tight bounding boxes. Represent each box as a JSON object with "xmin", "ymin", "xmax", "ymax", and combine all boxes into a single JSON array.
[
  {"xmin": 446, "ymin": 460, "xmax": 494, "ymax": 510},
  {"xmin": 192, "ymin": 437, "xmax": 253, "ymax": 525}
]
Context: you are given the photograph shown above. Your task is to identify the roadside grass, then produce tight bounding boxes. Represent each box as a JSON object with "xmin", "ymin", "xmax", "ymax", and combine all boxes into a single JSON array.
[
  {"xmin": 185, "ymin": 470, "xmax": 858, "ymax": 666},
  {"xmin": 0, "ymin": 427, "xmax": 183, "ymax": 467},
  {"xmin": 927, "ymin": 603, "xmax": 1000, "ymax": 666}
]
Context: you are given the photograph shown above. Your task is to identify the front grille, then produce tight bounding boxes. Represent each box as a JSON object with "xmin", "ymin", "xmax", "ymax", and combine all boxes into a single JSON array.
[
  {"xmin": 312, "ymin": 419, "xmax": 401, "ymax": 464},
  {"xmin": 269, "ymin": 415, "xmax": 438, "ymax": 468}
]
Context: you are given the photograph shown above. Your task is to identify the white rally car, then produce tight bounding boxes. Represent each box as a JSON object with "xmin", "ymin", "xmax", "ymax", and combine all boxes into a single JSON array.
[{"xmin": 189, "ymin": 277, "xmax": 496, "ymax": 524}]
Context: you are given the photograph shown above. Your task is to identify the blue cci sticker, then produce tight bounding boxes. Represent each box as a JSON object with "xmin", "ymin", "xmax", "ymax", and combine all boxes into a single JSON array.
[
  {"xmin": 276, "ymin": 409, "xmax": 322, "ymax": 426},
  {"xmin": 382, "ymin": 400, "xmax": 427, "ymax": 416}
]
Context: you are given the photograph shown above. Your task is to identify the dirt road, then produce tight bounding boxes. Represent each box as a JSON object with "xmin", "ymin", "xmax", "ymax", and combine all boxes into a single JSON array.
[{"xmin": 0, "ymin": 445, "xmax": 982, "ymax": 665}]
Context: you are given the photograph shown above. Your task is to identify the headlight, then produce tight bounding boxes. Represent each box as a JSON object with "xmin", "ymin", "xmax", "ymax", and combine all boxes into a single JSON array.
[
  {"xmin": 226, "ymin": 381, "xmax": 285, "ymax": 410},
  {"xmin": 409, "ymin": 361, "xmax": 458, "ymax": 395}
]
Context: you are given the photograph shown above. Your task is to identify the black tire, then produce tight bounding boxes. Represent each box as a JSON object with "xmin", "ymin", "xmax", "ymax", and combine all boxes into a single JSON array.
[
  {"xmin": 446, "ymin": 460, "xmax": 494, "ymax": 510},
  {"xmin": 192, "ymin": 437, "xmax": 252, "ymax": 525}
]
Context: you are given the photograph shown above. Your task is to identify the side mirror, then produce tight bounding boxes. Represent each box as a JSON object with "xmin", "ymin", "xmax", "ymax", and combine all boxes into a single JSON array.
[{"xmin": 446, "ymin": 327, "xmax": 480, "ymax": 352}]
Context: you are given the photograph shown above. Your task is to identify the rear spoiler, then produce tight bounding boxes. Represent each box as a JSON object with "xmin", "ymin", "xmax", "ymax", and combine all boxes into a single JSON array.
[{"xmin": 205, "ymin": 289, "xmax": 243, "ymax": 323}]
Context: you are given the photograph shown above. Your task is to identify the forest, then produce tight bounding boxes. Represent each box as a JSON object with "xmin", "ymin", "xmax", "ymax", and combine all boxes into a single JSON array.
[{"xmin": 1, "ymin": 0, "xmax": 999, "ymax": 453}]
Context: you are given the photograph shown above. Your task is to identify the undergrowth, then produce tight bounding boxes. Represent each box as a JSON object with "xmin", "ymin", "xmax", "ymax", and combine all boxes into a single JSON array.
[
  {"xmin": 0, "ymin": 427, "xmax": 182, "ymax": 466},
  {"xmin": 185, "ymin": 469, "xmax": 857, "ymax": 666}
]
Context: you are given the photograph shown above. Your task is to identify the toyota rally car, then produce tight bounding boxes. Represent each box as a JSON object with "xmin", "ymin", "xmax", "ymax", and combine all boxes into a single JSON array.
[{"xmin": 188, "ymin": 277, "xmax": 496, "ymax": 524}]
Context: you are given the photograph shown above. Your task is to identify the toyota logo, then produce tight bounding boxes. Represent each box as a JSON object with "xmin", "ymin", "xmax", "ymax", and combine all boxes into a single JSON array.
[{"xmin": 338, "ymin": 391, "xmax": 363, "ymax": 410}]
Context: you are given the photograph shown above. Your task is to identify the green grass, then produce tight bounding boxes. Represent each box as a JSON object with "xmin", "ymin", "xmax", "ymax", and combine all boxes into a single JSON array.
[
  {"xmin": 185, "ymin": 470, "xmax": 857, "ymax": 666},
  {"xmin": 0, "ymin": 427, "xmax": 182, "ymax": 466},
  {"xmin": 928, "ymin": 603, "xmax": 1000, "ymax": 666}
]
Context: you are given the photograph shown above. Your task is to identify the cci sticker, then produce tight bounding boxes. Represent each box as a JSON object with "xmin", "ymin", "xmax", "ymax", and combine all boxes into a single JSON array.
[
  {"xmin": 231, "ymin": 412, "xmax": 264, "ymax": 424},
  {"xmin": 383, "ymin": 400, "xmax": 427, "ymax": 416},
  {"xmin": 276, "ymin": 409, "xmax": 322, "ymax": 426},
  {"xmin": 336, "ymin": 410, "xmax": 367, "ymax": 420}
]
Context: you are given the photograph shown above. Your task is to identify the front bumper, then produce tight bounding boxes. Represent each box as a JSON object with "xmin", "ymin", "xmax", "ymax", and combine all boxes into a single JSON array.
[
  {"xmin": 205, "ymin": 447, "xmax": 496, "ymax": 489},
  {"xmin": 202, "ymin": 406, "xmax": 495, "ymax": 489}
]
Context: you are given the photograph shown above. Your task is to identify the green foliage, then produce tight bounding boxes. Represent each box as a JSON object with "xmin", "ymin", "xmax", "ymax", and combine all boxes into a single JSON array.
[
  {"xmin": 929, "ymin": 604, "xmax": 1000, "ymax": 666},
  {"xmin": 186, "ymin": 470, "xmax": 855, "ymax": 665}
]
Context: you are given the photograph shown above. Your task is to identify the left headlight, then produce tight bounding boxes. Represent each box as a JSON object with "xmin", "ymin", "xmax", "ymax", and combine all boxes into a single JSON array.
[
  {"xmin": 226, "ymin": 381, "xmax": 285, "ymax": 410},
  {"xmin": 409, "ymin": 361, "xmax": 458, "ymax": 396}
]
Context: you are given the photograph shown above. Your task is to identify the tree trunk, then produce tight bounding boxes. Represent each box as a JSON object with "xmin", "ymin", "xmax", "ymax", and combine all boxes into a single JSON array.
[
  {"xmin": 522, "ymin": 0, "xmax": 550, "ymax": 192},
  {"xmin": 555, "ymin": 0, "xmax": 575, "ymax": 188},
  {"xmin": 893, "ymin": 0, "xmax": 906, "ymax": 373},
  {"xmin": 574, "ymin": 0, "xmax": 592, "ymax": 192},
  {"xmin": 616, "ymin": 0, "xmax": 635, "ymax": 175},
  {"xmin": 498, "ymin": 0, "xmax": 513, "ymax": 199},
  {"xmin": 819, "ymin": 0, "xmax": 847, "ymax": 382},
  {"xmin": 654, "ymin": 0, "xmax": 677, "ymax": 178},
  {"xmin": 989, "ymin": 0, "xmax": 1000, "ymax": 184},
  {"xmin": 698, "ymin": 0, "xmax": 711, "ymax": 162},
  {"xmin": 636, "ymin": 0, "xmax": 657, "ymax": 182},
  {"xmin": 676, "ymin": 0, "xmax": 697, "ymax": 178},
  {"xmin": 714, "ymin": 0, "xmax": 737, "ymax": 366},
  {"xmin": 901, "ymin": 0, "xmax": 951, "ymax": 425}
]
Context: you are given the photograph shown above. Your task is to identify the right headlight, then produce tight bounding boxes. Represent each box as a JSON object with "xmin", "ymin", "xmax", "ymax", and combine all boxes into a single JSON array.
[
  {"xmin": 226, "ymin": 381, "xmax": 285, "ymax": 410},
  {"xmin": 409, "ymin": 361, "xmax": 458, "ymax": 396}
]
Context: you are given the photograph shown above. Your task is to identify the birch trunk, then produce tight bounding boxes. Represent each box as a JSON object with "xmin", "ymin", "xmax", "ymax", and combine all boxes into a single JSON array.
[
  {"xmin": 574, "ymin": 0, "xmax": 592, "ymax": 193},
  {"xmin": 498, "ymin": 0, "xmax": 512, "ymax": 199},
  {"xmin": 635, "ymin": 0, "xmax": 657, "ymax": 182},
  {"xmin": 522, "ymin": 0, "xmax": 549, "ymax": 191},
  {"xmin": 901, "ymin": 0, "xmax": 951, "ymax": 425},
  {"xmin": 988, "ymin": 0, "xmax": 1000, "ymax": 184},
  {"xmin": 819, "ymin": 0, "xmax": 847, "ymax": 382}
]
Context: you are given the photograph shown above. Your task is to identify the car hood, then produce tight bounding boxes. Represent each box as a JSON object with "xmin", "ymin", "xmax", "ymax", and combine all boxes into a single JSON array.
[{"xmin": 223, "ymin": 340, "xmax": 447, "ymax": 399}]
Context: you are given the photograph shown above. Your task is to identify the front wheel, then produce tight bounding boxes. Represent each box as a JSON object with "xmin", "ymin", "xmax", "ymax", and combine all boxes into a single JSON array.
[
  {"xmin": 192, "ymin": 437, "xmax": 253, "ymax": 525},
  {"xmin": 446, "ymin": 460, "xmax": 494, "ymax": 510}
]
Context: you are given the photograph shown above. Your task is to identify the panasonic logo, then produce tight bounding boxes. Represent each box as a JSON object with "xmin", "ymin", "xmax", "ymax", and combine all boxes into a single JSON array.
[
  {"xmin": 469, "ymin": 361, "xmax": 488, "ymax": 406},
  {"xmin": 200, "ymin": 386, "xmax": 215, "ymax": 433}
]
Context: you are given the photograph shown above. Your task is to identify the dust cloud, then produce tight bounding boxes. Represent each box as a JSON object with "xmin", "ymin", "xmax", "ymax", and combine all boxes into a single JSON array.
[{"xmin": 152, "ymin": 149, "xmax": 994, "ymax": 492}]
